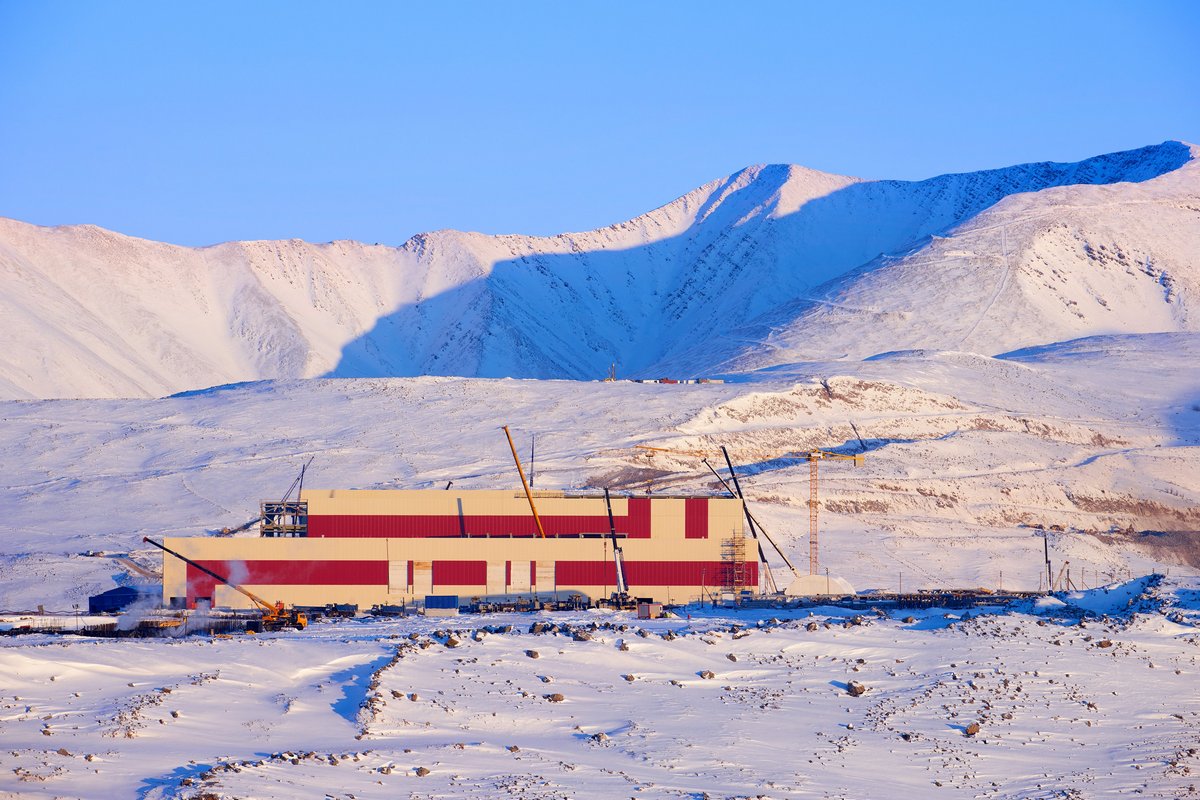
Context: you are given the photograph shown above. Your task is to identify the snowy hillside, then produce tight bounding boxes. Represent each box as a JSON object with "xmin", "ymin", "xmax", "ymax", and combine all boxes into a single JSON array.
[
  {"xmin": 0, "ymin": 141, "xmax": 1195, "ymax": 399},
  {"xmin": 2, "ymin": 333, "xmax": 1197, "ymax": 613}
]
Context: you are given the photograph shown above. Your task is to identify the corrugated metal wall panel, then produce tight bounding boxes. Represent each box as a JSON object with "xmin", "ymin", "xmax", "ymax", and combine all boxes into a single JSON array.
[
  {"xmin": 555, "ymin": 560, "xmax": 617, "ymax": 585},
  {"xmin": 626, "ymin": 498, "xmax": 652, "ymax": 538},
  {"xmin": 307, "ymin": 512, "xmax": 650, "ymax": 538},
  {"xmin": 486, "ymin": 561, "xmax": 506, "ymax": 595},
  {"xmin": 684, "ymin": 498, "xmax": 709, "ymax": 539},
  {"xmin": 160, "ymin": 527, "xmax": 747, "ymax": 607},
  {"xmin": 186, "ymin": 560, "xmax": 386, "ymax": 599},
  {"xmin": 534, "ymin": 562, "xmax": 555, "ymax": 591},
  {"xmin": 387, "ymin": 560, "xmax": 407, "ymax": 592},
  {"xmin": 413, "ymin": 561, "xmax": 433, "ymax": 596},
  {"xmin": 623, "ymin": 560, "xmax": 730, "ymax": 587},
  {"xmin": 509, "ymin": 560, "xmax": 531, "ymax": 591},
  {"xmin": 304, "ymin": 489, "xmax": 626, "ymax": 519},
  {"xmin": 432, "ymin": 560, "xmax": 487, "ymax": 587}
]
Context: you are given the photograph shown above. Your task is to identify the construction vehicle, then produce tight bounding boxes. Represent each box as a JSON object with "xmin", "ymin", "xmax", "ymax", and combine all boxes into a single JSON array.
[
  {"xmin": 600, "ymin": 488, "xmax": 636, "ymax": 609},
  {"xmin": 143, "ymin": 537, "xmax": 307, "ymax": 631}
]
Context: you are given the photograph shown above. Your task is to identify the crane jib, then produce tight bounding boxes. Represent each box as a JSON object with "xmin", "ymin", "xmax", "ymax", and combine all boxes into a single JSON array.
[{"xmin": 143, "ymin": 536, "xmax": 275, "ymax": 613}]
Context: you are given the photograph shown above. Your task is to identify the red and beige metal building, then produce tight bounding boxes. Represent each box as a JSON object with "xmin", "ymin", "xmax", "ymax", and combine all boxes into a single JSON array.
[{"xmin": 160, "ymin": 489, "xmax": 754, "ymax": 609}]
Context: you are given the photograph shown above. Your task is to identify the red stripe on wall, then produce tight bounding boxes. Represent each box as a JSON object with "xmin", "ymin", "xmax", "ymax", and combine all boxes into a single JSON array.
[
  {"xmin": 684, "ymin": 497, "xmax": 708, "ymax": 539},
  {"xmin": 307, "ymin": 507, "xmax": 655, "ymax": 539},
  {"xmin": 183, "ymin": 558, "xmax": 757, "ymax": 601},
  {"xmin": 623, "ymin": 560, "xmax": 754, "ymax": 587},
  {"xmin": 626, "ymin": 498, "xmax": 651, "ymax": 538},
  {"xmin": 555, "ymin": 560, "xmax": 617, "ymax": 585},
  {"xmin": 505, "ymin": 560, "xmax": 511, "ymax": 585},
  {"xmin": 186, "ymin": 560, "xmax": 386, "ymax": 599},
  {"xmin": 517, "ymin": 560, "xmax": 757, "ymax": 588},
  {"xmin": 432, "ymin": 560, "xmax": 487, "ymax": 586},
  {"xmin": 407, "ymin": 560, "xmax": 414, "ymax": 587}
]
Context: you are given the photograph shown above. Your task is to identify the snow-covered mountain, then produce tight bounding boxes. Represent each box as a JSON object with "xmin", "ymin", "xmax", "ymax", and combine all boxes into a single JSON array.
[{"xmin": 0, "ymin": 141, "xmax": 1195, "ymax": 399}]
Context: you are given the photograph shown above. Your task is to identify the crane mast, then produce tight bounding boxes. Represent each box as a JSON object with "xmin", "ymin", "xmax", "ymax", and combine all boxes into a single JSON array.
[
  {"xmin": 604, "ymin": 488, "xmax": 629, "ymax": 597},
  {"xmin": 638, "ymin": 441, "xmax": 864, "ymax": 592}
]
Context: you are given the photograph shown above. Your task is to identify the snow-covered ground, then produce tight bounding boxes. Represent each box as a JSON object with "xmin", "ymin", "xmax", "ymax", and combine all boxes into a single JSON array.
[{"xmin": 2, "ymin": 577, "xmax": 1198, "ymax": 799}]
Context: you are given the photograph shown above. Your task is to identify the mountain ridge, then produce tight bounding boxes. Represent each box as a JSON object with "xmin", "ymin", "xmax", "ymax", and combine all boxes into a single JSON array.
[{"xmin": 0, "ymin": 140, "xmax": 1195, "ymax": 399}]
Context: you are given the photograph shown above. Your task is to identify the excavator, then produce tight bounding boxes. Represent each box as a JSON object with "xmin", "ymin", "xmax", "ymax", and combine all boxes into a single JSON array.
[{"xmin": 144, "ymin": 537, "xmax": 307, "ymax": 631}]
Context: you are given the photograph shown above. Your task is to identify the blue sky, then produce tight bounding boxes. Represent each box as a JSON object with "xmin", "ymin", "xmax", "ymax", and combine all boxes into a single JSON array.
[{"xmin": 1, "ymin": 1, "xmax": 1197, "ymax": 246}]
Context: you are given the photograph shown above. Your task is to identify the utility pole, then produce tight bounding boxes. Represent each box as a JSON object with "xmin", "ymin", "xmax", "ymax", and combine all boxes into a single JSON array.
[{"xmin": 1043, "ymin": 531, "xmax": 1052, "ymax": 594}]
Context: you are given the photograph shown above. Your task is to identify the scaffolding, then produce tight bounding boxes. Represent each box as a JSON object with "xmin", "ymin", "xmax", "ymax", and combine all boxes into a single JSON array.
[
  {"xmin": 721, "ymin": 529, "xmax": 747, "ymax": 594},
  {"xmin": 260, "ymin": 501, "xmax": 308, "ymax": 537}
]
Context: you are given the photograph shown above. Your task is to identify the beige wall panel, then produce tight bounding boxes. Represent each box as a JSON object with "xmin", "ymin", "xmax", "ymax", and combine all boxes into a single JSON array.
[
  {"xmin": 204, "ymin": 584, "xmax": 393, "ymax": 610},
  {"xmin": 211, "ymin": 585, "xmax": 242, "ymax": 608},
  {"xmin": 509, "ymin": 560, "xmax": 531, "ymax": 592},
  {"xmin": 534, "ymin": 562, "xmax": 555, "ymax": 593},
  {"xmin": 486, "ymin": 561, "xmax": 506, "ymax": 595},
  {"xmin": 388, "ymin": 561, "xmax": 408, "ymax": 593},
  {"xmin": 160, "ymin": 535, "xmax": 725, "ymax": 571},
  {"xmin": 412, "ymin": 561, "xmax": 433, "ymax": 596},
  {"xmin": 710, "ymin": 502, "xmax": 744, "ymax": 541},
  {"xmin": 164, "ymin": 537, "xmax": 387, "ymax": 559},
  {"xmin": 651, "ymin": 498, "xmax": 685, "ymax": 540},
  {"xmin": 432, "ymin": 584, "xmax": 486, "ymax": 598},
  {"xmin": 303, "ymin": 489, "xmax": 644, "ymax": 519}
]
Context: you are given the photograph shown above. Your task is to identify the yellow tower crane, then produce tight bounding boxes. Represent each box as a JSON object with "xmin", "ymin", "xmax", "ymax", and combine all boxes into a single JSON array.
[
  {"xmin": 780, "ymin": 450, "xmax": 865, "ymax": 576},
  {"xmin": 635, "ymin": 443, "xmax": 865, "ymax": 577}
]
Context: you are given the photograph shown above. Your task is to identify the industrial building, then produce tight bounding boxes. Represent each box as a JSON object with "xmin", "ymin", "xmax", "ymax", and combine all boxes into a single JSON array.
[{"xmin": 160, "ymin": 489, "xmax": 755, "ymax": 610}]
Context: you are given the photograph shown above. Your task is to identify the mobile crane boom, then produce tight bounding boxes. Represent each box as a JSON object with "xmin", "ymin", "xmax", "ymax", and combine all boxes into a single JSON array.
[
  {"xmin": 604, "ymin": 488, "xmax": 629, "ymax": 597},
  {"xmin": 143, "ymin": 537, "xmax": 306, "ymax": 630}
]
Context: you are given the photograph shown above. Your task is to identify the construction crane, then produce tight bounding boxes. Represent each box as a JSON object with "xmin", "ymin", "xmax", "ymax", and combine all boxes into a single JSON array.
[
  {"xmin": 144, "ymin": 537, "xmax": 307, "ymax": 631},
  {"xmin": 713, "ymin": 448, "xmax": 779, "ymax": 594},
  {"xmin": 782, "ymin": 450, "xmax": 865, "ymax": 576},
  {"xmin": 696, "ymin": 458, "xmax": 791, "ymax": 569},
  {"xmin": 503, "ymin": 425, "xmax": 547, "ymax": 538},
  {"xmin": 223, "ymin": 457, "xmax": 315, "ymax": 536},
  {"xmin": 603, "ymin": 488, "xmax": 633, "ymax": 607},
  {"xmin": 634, "ymin": 444, "xmax": 711, "ymax": 459},
  {"xmin": 635, "ymin": 441, "xmax": 865, "ymax": 585}
]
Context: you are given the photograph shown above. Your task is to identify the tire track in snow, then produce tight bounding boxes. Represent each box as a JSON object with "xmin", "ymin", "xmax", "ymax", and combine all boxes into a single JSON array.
[{"xmin": 959, "ymin": 226, "xmax": 1014, "ymax": 348}]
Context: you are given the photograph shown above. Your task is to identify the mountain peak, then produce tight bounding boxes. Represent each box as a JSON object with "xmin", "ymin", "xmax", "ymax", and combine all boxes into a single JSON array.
[{"xmin": 0, "ymin": 142, "xmax": 1195, "ymax": 398}]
